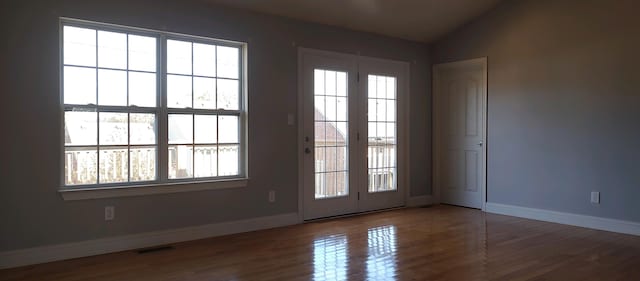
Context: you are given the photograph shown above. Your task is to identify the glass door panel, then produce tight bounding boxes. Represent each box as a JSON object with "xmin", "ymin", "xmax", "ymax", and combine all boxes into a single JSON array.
[
  {"xmin": 314, "ymin": 69, "xmax": 349, "ymax": 199},
  {"xmin": 367, "ymin": 75, "xmax": 397, "ymax": 193}
]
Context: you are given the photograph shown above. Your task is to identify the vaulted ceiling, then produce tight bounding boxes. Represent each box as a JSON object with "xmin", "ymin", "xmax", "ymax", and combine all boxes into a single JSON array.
[{"xmin": 205, "ymin": 0, "xmax": 503, "ymax": 43}]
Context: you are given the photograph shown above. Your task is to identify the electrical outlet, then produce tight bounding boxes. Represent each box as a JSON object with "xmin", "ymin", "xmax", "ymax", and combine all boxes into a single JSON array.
[
  {"xmin": 591, "ymin": 192, "xmax": 600, "ymax": 204},
  {"xmin": 268, "ymin": 190, "xmax": 276, "ymax": 203},
  {"xmin": 105, "ymin": 206, "xmax": 115, "ymax": 221}
]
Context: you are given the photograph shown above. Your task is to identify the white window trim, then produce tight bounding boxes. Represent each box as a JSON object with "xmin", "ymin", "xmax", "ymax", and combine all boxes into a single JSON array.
[
  {"xmin": 58, "ymin": 18, "xmax": 249, "ymax": 199},
  {"xmin": 60, "ymin": 178, "xmax": 248, "ymax": 200}
]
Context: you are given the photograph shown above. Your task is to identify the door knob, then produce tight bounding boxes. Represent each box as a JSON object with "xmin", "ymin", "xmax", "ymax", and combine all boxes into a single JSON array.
[
  {"xmin": 305, "ymin": 147, "xmax": 311, "ymax": 154},
  {"xmin": 477, "ymin": 141, "xmax": 483, "ymax": 146}
]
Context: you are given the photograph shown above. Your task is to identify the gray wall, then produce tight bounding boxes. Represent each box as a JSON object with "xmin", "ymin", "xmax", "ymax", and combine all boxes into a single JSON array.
[
  {"xmin": 432, "ymin": 0, "xmax": 640, "ymax": 222},
  {"xmin": 0, "ymin": 0, "xmax": 431, "ymax": 251}
]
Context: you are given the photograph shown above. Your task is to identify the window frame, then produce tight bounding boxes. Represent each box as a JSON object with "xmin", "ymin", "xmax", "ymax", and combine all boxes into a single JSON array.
[{"xmin": 58, "ymin": 18, "xmax": 248, "ymax": 198}]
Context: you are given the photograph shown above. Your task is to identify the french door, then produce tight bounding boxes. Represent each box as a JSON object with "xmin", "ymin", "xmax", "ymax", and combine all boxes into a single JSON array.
[{"xmin": 300, "ymin": 49, "xmax": 408, "ymax": 220}]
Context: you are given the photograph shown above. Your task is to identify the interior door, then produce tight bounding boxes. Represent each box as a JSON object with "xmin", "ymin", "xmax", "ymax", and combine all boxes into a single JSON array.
[
  {"xmin": 301, "ymin": 50, "xmax": 358, "ymax": 220},
  {"xmin": 357, "ymin": 58, "xmax": 407, "ymax": 212},
  {"xmin": 434, "ymin": 58, "xmax": 487, "ymax": 209}
]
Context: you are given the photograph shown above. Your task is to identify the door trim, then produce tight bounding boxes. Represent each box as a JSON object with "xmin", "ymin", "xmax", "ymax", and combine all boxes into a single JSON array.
[
  {"xmin": 297, "ymin": 48, "xmax": 411, "ymax": 221},
  {"xmin": 432, "ymin": 57, "xmax": 488, "ymax": 211}
]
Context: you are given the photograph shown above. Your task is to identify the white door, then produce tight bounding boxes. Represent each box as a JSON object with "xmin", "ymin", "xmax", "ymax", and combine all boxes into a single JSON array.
[
  {"xmin": 300, "ymin": 49, "xmax": 409, "ymax": 220},
  {"xmin": 301, "ymin": 50, "xmax": 358, "ymax": 219},
  {"xmin": 357, "ymin": 58, "xmax": 407, "ymax": 212},
  {"xmin": 433, "ymin": 58, "xmax": 487, "ymax": 209}
]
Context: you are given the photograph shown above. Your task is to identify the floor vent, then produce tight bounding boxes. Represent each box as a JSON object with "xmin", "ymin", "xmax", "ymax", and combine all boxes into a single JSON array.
[{"xmin": 136, "ymin": 245, "xmax": 174, "ymax": 254}]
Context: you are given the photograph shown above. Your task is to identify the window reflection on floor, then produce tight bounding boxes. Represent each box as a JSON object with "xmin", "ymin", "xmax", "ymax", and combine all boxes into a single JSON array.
[
  {"xmin": 313, "ymin": 234, "xmax": 348, "ymax": 281},
  {"xmin": 367, "ymin": 225, "xmax": 398, "ymax": 281}
]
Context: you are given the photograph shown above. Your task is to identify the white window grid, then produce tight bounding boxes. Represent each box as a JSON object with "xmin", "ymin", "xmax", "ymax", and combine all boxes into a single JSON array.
[{"xmin": 60, "ymin": 18, "xmax": 247, "ymax": 188}]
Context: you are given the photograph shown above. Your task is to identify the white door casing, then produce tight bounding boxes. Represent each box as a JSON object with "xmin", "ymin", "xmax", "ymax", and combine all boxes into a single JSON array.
[{"xmin": 433, "ymin": 58, "xmax": 487, "ymax": 210}]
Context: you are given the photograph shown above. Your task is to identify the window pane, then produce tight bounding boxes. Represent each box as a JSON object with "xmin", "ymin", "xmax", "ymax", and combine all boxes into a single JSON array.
[
  {"xmin": 167, "ymin": 75, "xmax": 192, "ymax": 108},
  {"xmin": 315, "ymin": 96, "xmax": 326, "ymax": 121},
  {"xmin": 128, "ymin": 35, "xmax": 156, "ymax": 72},
  {"xmin": 219, "ymin": 145, "xmax": 239, "ymax": 176},
  {"xmin": 193, "ymin": 43, "xmax": 216, "ymax": 77},
  {"xmin": 64, "ymin": 148, "xmax": 97, "ymax": 185},
  {"xmin": 168, "ymin": 145, "xmax": 193, "ymax": 179},
  {"xmin": 315, "ymin": 147, "xmax": 325, "ymax": 172},
  {"xmin": 64, "ymin": 66, "xmax": 96, "ymax": 105},
  {"xmin": 194, "ymin": 145, "xmax": 217, "ymax": 177},
  {"xmin": 219, "ymin": 115, "xmax": 238, "ymax": 143},
  {"xmin": 130, "ymin": 146, "xmax": 156, "ymax": 181},
  {"xmin": 99, "ymin": 112, "xmax": 128, "ymax": 145},
  {"xmin": 314, "ymin": 70, "xmax": 325, "ymax": 95},
  {"xmin": 65, "ymin": 111, "xmax": 97, "ymax": 146},
  {"xmin": 195, "ymin": 115, "xmax": 217, "ymax": 143},
  {"xmin": 217, "ymin": 79, "xmax": 239, "ymax": 110},
  {"xmin": 368, "ymin": 122, "xmax": 377, "ymax": 141},
  {"xmin": 64, "ymin": 26, "xmax": 96, "ymax": 67},
  {"xmin": 377, "ymin": 76, "xmax": 386, "ymax": 99},
  {"xmin": 193, "ymin": 77, "xmax": 216, "ymax": 109},
  {"xmin": 98, "ymin": 69, "xmax": 127, "ymax": 106},
  {"xmin": 325, "ymin": 96, "xmax": 337, "ymax": 121},
  {"xmin": 336, "ymin": 97, "xmax": 347, "ymax": 121},
  {"xmin": 167, "ymin": 40, "xmax": 192, "ymax": 75},
  {"xmin": 99, "ymin": 147, "xmax": 128, "ymax": 183},
  {"xmin": 386, "ymin": 77, "xmax": 396, "ymax": 99},
  {"xmin": 368, "ymin": 99, "xmax": 377, "ymax": 122},
  {"xmin": 325, "ymin": 70, "xmax": 336, "ymax": 96},
  {"xmin": 368, "ymin": 75, "xmax": 378, "ymax": 97},
  {"xmin": 387, "ymin": 123, "xmax": 396, "ymax": 140},
  {"xmin": 386, "ymin": 100, "xmax": 396, "ymax": 122},
  {"xmin": 376, "ymin": 99, "xmax": 385, "ymax": 122},
  {"xmin": 217, "ymin": 46, "xmax": 239, "ymax": 79},
  {"xmin": 336, "ymin": 72, "xmax": 347, "ymax": 97},
  {"xmin": 337, "ymin": 146, "xmax": 347, "ymax": 171},
  {"xmin": 98, "ymin": 30, "xmax": 126, "ymax": 69},
  {"xmin": 168, "ymin": 114, "xmax": 193, "ymax": 144},
  {"xmin": 335, "ymin": 122, "xmax": 348, "ymax": 146},
  {"xmin": 130, "ymin": 113, "xmax": 156, "ymax": 145},
  {"xmin": 128, "ymin": 71, "xmax": 156, "ymax": 107}
]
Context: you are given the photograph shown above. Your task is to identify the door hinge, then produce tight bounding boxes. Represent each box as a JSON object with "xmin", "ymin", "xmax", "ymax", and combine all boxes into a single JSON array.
[
  {"xmin": 357, "ymin": 132, "xmax": 360, "ymax": 141},
  {"xmin": 357, "ymin": 192, "xmax": 360, "ymax": 200},
  {"xmin": 357, "ymin": 72, "xmax": 360, "ymax": 82}
]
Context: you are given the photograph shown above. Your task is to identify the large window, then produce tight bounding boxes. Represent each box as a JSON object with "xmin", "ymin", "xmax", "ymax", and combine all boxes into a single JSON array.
[{"xmin": 61, "ymin": 19, "xmax": 246, "ymax": 188}]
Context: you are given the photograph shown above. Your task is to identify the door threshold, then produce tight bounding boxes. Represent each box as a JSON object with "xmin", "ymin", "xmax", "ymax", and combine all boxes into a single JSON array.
[{"xmin": 303, "ymin": 206, "xmax": 406, "ymax": 222}]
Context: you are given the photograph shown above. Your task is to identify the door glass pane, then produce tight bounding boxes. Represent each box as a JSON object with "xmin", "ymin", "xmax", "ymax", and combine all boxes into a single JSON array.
[
  {"xmin": 368, "ymin": 75, "xmax": 397, "ymax": 193},
  {"xmin": 314, "ymin": 69, "xmax": 348, "ymax": 199}
]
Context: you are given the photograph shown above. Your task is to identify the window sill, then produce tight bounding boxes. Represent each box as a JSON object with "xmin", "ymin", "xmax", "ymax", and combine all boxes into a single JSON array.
[{"xmin": 59, "ymin": 178, "xmax": 248, "ymax": 200}]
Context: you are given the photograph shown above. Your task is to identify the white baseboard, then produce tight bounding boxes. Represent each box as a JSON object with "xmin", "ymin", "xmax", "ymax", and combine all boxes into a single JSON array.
[
  {"xmin": 486, "ymin": 202, "xmax": 640, "ymax": 236},
  {"xmin": 407, "ymin": 195, "xmax": 437, "ymax": 207},
  {"xmin": 0, "ymin": 212, "xmax": 299, "ymax": 270}
]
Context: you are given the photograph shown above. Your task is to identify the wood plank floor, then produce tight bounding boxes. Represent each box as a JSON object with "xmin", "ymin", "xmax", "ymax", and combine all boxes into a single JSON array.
[{"xmin": 1, "ymin": 205, "xmax": 640, "ymax": 281}]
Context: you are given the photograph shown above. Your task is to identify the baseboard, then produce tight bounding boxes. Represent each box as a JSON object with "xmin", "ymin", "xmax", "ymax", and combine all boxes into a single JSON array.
[
  {"xmin": 485, "ymin": 203, "xmax": 640, "ymax": 236},
  {"xmin": 0, "ymin": 212, "xmax": 300, "ymax": 270},
  {"xmin": 407, "ymin": 195, "xmax": 437, "ymax": 207}
]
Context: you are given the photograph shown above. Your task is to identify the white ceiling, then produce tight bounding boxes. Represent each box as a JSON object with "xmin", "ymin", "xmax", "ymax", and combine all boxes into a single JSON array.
[{"xmin": 205, "ymin": 0, "xmax": 503, "ymax": 43}]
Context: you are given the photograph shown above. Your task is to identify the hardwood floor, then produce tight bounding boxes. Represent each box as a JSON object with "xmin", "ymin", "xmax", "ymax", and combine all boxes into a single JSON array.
[{"xmin": 2, "ymin": 205, "xmax": 640, "ymax": 281}]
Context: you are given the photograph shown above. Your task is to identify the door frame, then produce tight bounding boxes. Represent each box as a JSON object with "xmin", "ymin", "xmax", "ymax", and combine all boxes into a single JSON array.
[
  {"xmin": 297, "ymin": 48, "xmax": 411, "ymax": 221},
  {"xmin": 432, "ymin": 57, "xmax": 488, "ymax": 211}
]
